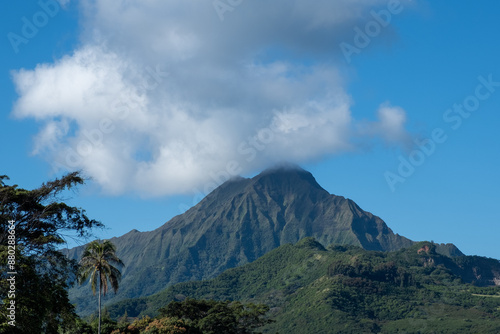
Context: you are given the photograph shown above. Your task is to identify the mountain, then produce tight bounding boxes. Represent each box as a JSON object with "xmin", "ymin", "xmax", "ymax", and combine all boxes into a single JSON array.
[
  {"xmin": 65, "ymin": 164, "xmax": 455, "ymax": 315},
  {"xmin": 106, "ymin": 238, "xmax": 500, "ymax": 333}
]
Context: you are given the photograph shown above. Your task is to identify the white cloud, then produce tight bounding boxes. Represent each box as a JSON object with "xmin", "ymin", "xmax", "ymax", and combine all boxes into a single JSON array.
[
  {"xmin": 31, "ymin": 119, "xmax": 69, "ymax": 155},
  {"xmin": 357, "ymin": 102, "xmax": 412, "ymax": 148},
  {"xmin": 376, "ymin": 103, "xmax": 411, "ymax": 143},
  {"xmin": 12, "ymin": 0, "xmax": 414, "ymax": 196}
]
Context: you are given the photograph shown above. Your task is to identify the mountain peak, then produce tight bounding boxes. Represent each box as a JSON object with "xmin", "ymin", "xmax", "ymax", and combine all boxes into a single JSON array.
[
  {"xmin": 69, "ymin": 164, "xmax": 416, "ymax": 316},
  {"xmin": 260, "ymin": 162, "xmax": 306, "ymax": 174},
  {"xmin": 253, "ymin": 163, "xmax": 324, "ymax": 192}
]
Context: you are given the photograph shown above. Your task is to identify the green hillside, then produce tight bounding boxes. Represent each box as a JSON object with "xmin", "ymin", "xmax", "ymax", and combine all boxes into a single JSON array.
[
  {"xmin": 66, "ymin": 166, "xmax": 420, "ymax": 316},
  {"xmin": 106, "ymin": 238, "xmax": 500, "ymax": 333}
]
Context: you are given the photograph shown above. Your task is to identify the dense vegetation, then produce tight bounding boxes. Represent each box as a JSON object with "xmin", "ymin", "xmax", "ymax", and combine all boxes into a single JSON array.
[
  {"xmin": 107, "ymin": 238, "xmax": 500, "ymax": 333},
  {"xmin": 63, "ymin": 299, "xmax": 272, "ymax": 334},
  {"xmin": 0, "ymin": 173, "xmax": 102, "ymax": 333}
]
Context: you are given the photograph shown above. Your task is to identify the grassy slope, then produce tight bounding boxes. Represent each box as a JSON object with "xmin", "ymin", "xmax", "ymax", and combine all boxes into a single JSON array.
[{"xmin": 107, "ymin": 238, "xmax": 500, "ymax": 333}]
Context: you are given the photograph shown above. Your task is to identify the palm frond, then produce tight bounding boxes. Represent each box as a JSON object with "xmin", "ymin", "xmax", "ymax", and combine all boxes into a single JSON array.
[{"xmin": 78, "ymin": 239, "xmax": 124, "ymax": 297}]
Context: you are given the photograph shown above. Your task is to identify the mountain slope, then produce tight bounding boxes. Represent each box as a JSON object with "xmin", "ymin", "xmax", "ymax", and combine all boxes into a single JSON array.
[
  {"xmin": 107, "ymin": 238, "xmax": 500, "ymax": 333},
  {"xmin": 67, "ymin": 165, "xmax": 429, "ymax": 315}
]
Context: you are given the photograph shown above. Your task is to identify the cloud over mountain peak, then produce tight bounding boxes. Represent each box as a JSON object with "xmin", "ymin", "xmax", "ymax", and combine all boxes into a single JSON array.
[{"xmin": 12, "ymin": 0, "xmax": 413, "ymax": 196}]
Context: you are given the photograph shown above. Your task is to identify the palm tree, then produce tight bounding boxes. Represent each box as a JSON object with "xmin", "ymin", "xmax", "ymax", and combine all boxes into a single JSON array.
[{"xmin": 78, "ymin": 240, "xmax": 124, "ymax": 334}]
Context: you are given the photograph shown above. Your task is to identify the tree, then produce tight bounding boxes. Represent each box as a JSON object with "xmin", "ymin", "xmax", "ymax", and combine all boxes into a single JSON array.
[
  {"xmin": 90, "ymin": 308, "xmax": 119, "ymax": 334},
  {"xmin": 159, "ymin": 298, "xmax": 272, "ymax": 334},
  {"xmin": 79, "ymin": 239, "xmax": 124, "ymax": 334},
  {"xmin": 0, "ymin": 172, "xmax": 102, "ymax": 333}
]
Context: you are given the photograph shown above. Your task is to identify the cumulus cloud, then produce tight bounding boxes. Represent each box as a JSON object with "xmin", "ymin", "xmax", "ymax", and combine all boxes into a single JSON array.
[
  {"xmin": 12, "ymin": 0, "xmax": 414, "ymax": 196},
  {"xmin": 357, "ymin": 102, "xmax": 412, "ymax": 148},
  {"xmin": 31, "ymin": 119, "xmax": 69, "ymax": 155}
]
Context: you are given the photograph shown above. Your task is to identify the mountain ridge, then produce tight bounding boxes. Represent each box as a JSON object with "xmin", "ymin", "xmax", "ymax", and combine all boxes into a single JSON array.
[{"xmin": 65, "ymin": 165, "xmax": 459, "ymax": 316}]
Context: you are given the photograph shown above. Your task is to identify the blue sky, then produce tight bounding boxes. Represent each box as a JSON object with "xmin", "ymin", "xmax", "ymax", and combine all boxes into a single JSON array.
[{"xmin": 1, "ymin": 1, "xmax": 499, "ymax": 259}]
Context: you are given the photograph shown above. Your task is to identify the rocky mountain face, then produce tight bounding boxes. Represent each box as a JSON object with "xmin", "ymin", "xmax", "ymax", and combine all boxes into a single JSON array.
[{"xmin": 66, "ymin": 165, "xmax": 426, "ymax": 315}]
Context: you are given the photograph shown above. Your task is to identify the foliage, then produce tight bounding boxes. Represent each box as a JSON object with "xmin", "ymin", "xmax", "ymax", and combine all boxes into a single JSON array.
[
  {"xmin": 79, "ymin": 240, "xmax": 124, "ymax": 296},
  {"xmin": 89, "ymin": 309, "xmax": 119, "ymax": 334},
  {"xmin": 108, "ymin": 302, "xmax": 269, "ymax": 334},
  {"xmin": 158, "ymin": 298, "xmax": 271, "ymax": 334},
  {"xmin": 58, "ymin": 316, "xmax": 93, "ymax": 334},
  {"xmin": 116, "ymin": 315, "xmax": 154, "ymax": 334},
  {"xmin": 0, "ymin": 173, "xmax": 102, "ymax": 333},
  {"xmin": 107, "ymin": 238, "xmax": 500, "ymax": 333},
  {"xmin": 142, "ymin": 317, "xmax": 188, "ymax": 334},
  {"xmin": 79, "ymin": 240, "xmax": 124, "ymax": 334},
  {"xmin": 109, "ymin": 315, "xmax": 188, "ymax": 334}
]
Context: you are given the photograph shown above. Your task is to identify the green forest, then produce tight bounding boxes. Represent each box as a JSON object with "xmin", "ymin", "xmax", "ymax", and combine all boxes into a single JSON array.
[{"xmin": 107, "ymin": 238, "xmax": 500, "ymax": 333}]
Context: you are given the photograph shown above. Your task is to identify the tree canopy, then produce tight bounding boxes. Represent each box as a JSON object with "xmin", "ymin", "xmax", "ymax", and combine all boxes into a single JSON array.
[
  {"xmin": 0, "ymin": 172, "xmax": 102, "ymax": 333},
  {"xmin": 158, "ymin": 298, "xmax": 272, "ymax": 334}
]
